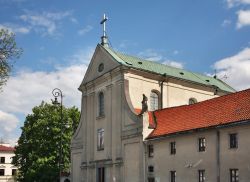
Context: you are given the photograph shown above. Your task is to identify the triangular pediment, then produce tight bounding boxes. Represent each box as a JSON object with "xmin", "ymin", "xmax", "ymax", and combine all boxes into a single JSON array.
[{"xmin": 79, "ymin": 44, "xmax": 121, "ymax": 88}]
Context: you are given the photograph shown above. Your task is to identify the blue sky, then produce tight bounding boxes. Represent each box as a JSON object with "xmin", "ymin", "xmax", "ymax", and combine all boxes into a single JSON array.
[{"xmin": 0, "ymin": 0, "xmax": 250, "ymax": 145}]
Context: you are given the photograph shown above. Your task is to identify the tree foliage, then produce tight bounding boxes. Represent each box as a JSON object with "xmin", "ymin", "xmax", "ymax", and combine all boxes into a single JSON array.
[
  {"xmin": 0, "ymin": 28, "xmax": 22, "ymax": 90},
  {"xmin": 13, "ymin": 102, "xmax": 80, "ymax": 182}
]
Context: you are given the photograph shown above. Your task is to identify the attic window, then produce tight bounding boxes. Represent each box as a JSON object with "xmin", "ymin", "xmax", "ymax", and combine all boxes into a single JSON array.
[
  {"xmin": 98, "ymin": 63, "xmax": 104, "ymax": 72},
  {"xmin": 206, "ymin": 79, "xmax": 210, "ymax": 82},
  {"xmin": 180, "ymin": 72, "xmax": 184, "ymax": 75},
  {"xmin": 125, "ymin": 61, "xmax": 132, "ymax": 65},
  {"xmin": 138, "ymin": 61, "xmax": 142, "ymax": 64}
]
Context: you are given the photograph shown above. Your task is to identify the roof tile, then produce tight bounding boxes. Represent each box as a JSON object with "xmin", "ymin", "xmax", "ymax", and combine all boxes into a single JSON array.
[
  {"xmin": 148, "ymin": 89, "xmax": 250, "ymax": 139},
  {"xmin": 0, "ymin": 145, "xmax": 15, "ymax": 152},
  {"xmin": 101, "ymin": 44, "xmax": 235, "ymax": 93}
]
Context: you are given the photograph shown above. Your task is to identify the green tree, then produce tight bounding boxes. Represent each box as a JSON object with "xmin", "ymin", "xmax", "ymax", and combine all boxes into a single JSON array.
[
  {"xmin": 13, "ymin": 102, "xmax": 80, "ymax": 182},
  {"xmin": 0, "ymin": 28, "xmax": 22, "ymax": 90}
]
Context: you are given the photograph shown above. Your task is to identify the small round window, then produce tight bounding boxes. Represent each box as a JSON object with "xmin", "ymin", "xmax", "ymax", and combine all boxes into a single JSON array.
[{"xmin": 98, "ymin": 63, "xmax": 104, "ymax": 72}]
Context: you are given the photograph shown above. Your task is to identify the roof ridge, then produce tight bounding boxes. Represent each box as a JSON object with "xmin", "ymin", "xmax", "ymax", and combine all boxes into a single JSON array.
[
  {"xmin": 148, "ymin": 88, "xmax": 250, "ymax": 139},
  {"xmin": 100, "ymin": 44, "xmax": 235, "ymax": 93},
  {"xmin": 155, "ymin": 88, "xmax": 250, "ymax": 113},
  {"xmin": 105, "ymin": 46, "xmax": 226, "ymax": 82}
]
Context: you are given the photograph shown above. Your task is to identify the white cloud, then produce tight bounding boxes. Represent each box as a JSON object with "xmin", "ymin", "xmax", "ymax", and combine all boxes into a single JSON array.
[
  {"xmin": 118, "ymin": 40, "xmax": 138, "ymax": 49},
  {"xmin": 0, "ymin": 24, "xmax": 30, "ymax": 34},
  {"xmin": 213, "ymin": 47, "xmax": 250, "ymax": 90},
  {"xmin": 70, "ymin": 18, "xmax": 78, "ymax": 24},
  {"xmin": 0, "ymin": 47, "xmax": 94, "ymax": 114},
  {"xmin": 173, "ymin": 50, "xmax": 179, "ymax": 55},
  {"xmin": 19, "ymin": 10, "xmax": 73, "ymax": 36},
  {"xmin": 0, "ymin": 110, "xmax": 19, "ymax": 132},
  {"xmin": 0, "ymin": 48, "xmax": 93, "ymax": 144},
  {"xmin": 0, "ymin": 110, "xmax": 19, "ymax": 146},
  {"xmin": 222, "ymin": 19, "xmax": 232, "ymax": 27},
  {"xmin": 138, "ymin": 49, "xmax": 163, "ymax": 61},
  {"xmin": 78, "ymin": 25, "xmax": 93, "ymax": 36},
  {"xmin": 237, "ymin": 10, "xmax": 250, "ymax": 28},
  {"xmin": 227, "ymin": 0, "xmax": 250, "ymax": 8},
  {"xmin": 162, "ymin": 60, "xmax": 184, "ymax": 69},
  {"xmin": 0, "ymin": 64, "xmax": 86, "ymax": 114},
  {"xmin": 138, "ymin": 49, "xmax": 184, "ymax": 69}
]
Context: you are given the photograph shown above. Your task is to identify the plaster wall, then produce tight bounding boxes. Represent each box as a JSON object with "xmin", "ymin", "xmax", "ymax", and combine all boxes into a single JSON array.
[
  {"xmin": 125, "ymin": 73, "xmax": 221, "ymax": 110},
  {"xmin": 147, "ymin": 124, "xmax": 250, "ymax": 182},
  {"xmin": 219, "ymin": 124, "xmax": 250, "ymax": 182},
  {"xmin": 0, "ymin": 152, "xmax": 17, "ymax": 182}
]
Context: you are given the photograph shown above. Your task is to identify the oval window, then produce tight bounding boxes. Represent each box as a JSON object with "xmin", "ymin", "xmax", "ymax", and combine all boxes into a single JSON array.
[{"xmin": 98, "ymin": 63, "xmax": 104, "ymax": 72}]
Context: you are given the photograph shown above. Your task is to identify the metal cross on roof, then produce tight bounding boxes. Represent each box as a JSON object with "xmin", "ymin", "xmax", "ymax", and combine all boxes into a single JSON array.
[{"xmin": 100, "ymin": 14, "xmax": 109, "ymax": 46}]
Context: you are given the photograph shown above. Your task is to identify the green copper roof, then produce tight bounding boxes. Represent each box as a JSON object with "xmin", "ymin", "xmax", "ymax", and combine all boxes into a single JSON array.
[{"xmin": 101, "ymin": 44, "xmax": 235, "ymax": 93}]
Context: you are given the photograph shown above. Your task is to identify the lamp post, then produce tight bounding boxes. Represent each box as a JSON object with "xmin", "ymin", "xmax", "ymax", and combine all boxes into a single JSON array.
[{"xmin": 52, "ymin": 88, "xmax": 63, "ymax": 182}]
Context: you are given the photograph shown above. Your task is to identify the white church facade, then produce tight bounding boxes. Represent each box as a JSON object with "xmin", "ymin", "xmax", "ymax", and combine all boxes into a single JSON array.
[
  {"xmin": 71, "ymin": 16, "xmax": 250, "ymax": 181},
  {"xmin": 70, "ymin": 39, "xmax": 250, "ymax": 181}
]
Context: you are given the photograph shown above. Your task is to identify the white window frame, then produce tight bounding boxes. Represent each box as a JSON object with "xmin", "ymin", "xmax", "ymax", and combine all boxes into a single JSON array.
[{"xmin": 97, "ymin": 128, "xmax": 104, "ymax": 150}]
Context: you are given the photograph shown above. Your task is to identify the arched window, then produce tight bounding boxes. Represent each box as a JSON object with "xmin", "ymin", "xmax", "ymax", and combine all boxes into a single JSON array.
[
  {"xmin": 189, "ymin": 98, "xmax": 197, "ymax": 105},
  {"xmin": 150, "ymin": 91, "xmax": 159, "ymax": 111},
  {"xmin": 98, "ymin": 92, "xmax": 104, "ymax": 116}
]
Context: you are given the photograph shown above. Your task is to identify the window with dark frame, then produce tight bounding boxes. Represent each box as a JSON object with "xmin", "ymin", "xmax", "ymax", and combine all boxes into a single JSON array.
[
  {"xmin": 230, "ymin": 169, "xmax": 239, "ymax": 182},
  {"xmin": 148, "ymin": 145, "xmax": 154, "ymax": 158},
  {"xmin": 148, "ymin": 177, "xmax": 155, "ymax": 182},
  {"xmin": 148, "ymin": 165, "xmax": 154, "ymax": 173},
  {"xmin": 98, "ymin": 92, "xmax": 104, "ymax": 116},
  {"xmin": 198, "ymin": 170, "xmax": 205, "ymax": 182},
  {"xmin": 97, "ymin": 167, "xmax": 105, "ymax": 182},
  {"xmin": 170, "ymin": 142, "xmax": 176, "ymax": 155},
  {"xmin": 0, "ymin": 157, "xmax": 5, "ymax": 164},
  {"xmin": 170, "ymin": 170, "xmax": 176, "ymax": 182},
  {"xmin": 229, "ymin": 133, "xmax": 238, "ymax": 149},
  {"xmin": 189, "ymin": 98, "xmax": 197, "ymax": 105},
  {"xmin": 199, "ymin": 138, "xmax": 206, "ymax": 152},
  {"xmin": 0, "ymin": 169, "xmax": 4, "ymax": 176},
  {"xmin": 12, "ymin": 169, "xmax": 17, "ymax": 176},
  {"xmin": 97, "ymin": 128, "xmax": 104, "ymax": 150},
  {"xmin": 150, "ymin": 91, "xmax": 159, "ymax": 111}
]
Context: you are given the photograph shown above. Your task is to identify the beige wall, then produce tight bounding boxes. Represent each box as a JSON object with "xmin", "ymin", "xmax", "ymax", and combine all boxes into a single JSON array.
[
  {"xmin": 0, "ymin": 151, "xmax": 17, "ymax": 182},
  {"xmin": 125, "ymin": 73, "xmax": 222, "ymax": 111},
  {"xmin": 147, "ymin": 124, "xmax": 250, "ymax": 182}
]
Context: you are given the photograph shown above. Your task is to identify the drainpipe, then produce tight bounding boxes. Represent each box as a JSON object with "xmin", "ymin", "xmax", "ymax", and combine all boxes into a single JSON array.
[
  {"xmin": 216, "ymin": 130, "xmax": 220, "ymax": 182},
  {"xmin": 160, "ymin": 73, "xmax": 167, "ymax": 109}
]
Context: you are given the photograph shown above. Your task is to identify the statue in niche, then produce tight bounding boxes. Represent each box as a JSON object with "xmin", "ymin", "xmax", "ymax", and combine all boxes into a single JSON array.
[{"xmin": 139, "ymin": 94, "xmax": 148, "ymax": 116}]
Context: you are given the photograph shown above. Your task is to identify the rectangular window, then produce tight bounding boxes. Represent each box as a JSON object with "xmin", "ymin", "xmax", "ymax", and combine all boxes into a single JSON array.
[
  {"xmin": 148, "ymin": 177, "xmax": 155, "ymax": 182},
  {"xmin": 170, "ymin": 142, "xmax": 176, "ymax": 155},
  {"xmin": 97, "ymin": 128, "xmax": 104, "ymax": 150},
  {"xmin": 230, "ymin": 169, "xmax": 239, "ymax": 182},
  {"xmin": 148, "ymin": 145, "xmax": 154, "ymax": 158},
  {"xmin": 0, "ymin": 157, "xmax": 5, "ymax": 164},
  {"xmin": 198, "ymin": 170, "xmax": 205, "ymax": 182},
  {"xmin": 0, "ymin": 169, "xmax": 4, "ymax": 176},
  {"xmin": 199, "ymin": 138, "xmax": 206, "ymax": 152},
  {"xmin": 97, "ymin": 167, "xmax": 105, "ymax": 182},
  {"xmin": 12, "ymin": 169, "xmax": 17, "ymax": 176},
  {"xmin": 170, "ymin": 171, "xmax": 176, "ymax": 182},
  {"xmin": 229, "ymin": 133, "xmax": 238, "ymax": 149},
  {"xmin": 148, "ymin": 165, "xmax": 154, "ymax": 173},
  {"xmin": 98, "ymin": 92, "xmax": 104, "ymax": 117}
]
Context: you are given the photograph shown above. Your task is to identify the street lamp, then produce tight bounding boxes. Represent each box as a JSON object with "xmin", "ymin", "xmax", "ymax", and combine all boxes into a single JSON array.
[{"xmin": 52, "ymin": 88, "xmax": 63, "ymax": 182}]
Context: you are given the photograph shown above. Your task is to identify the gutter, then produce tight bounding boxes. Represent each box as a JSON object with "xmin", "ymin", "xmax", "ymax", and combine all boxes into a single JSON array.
[
  {"xmin": 146, "ymin": 119, "xmax": 250, "ymax": 141},
  {"xmin": 216, "ymin": 130, "xmax": 220, "ymax": 182}
]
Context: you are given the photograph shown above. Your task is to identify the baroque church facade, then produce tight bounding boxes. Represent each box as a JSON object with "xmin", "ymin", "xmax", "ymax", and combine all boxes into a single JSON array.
[{"xmin": 71, "ymin": 33, "xmax": 250, "ymax": 181}]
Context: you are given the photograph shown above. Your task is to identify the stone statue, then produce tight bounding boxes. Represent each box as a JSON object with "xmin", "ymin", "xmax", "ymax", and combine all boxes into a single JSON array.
[{"xmin": 139, "ymin": 94, "xmax": 148, "ymax": 116}]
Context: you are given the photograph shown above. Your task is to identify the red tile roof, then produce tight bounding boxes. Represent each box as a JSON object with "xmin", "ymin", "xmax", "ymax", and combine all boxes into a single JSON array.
[
  {"xmin": 148, "ymin": 89, "xmax": 250, "ymax": 139},
  {"xmin": 0, "ymin": 145, "xmax": 15, "ymax": 152},
  {"xmin": 135, "ymin": 108, "xmax": 155, "ymax": 128}
]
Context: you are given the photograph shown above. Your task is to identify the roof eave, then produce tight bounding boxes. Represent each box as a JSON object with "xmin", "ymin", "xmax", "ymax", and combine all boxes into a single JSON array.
[{"xmin": 146, "ymin": 119, "xmax": 250, "ymax": 141}]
